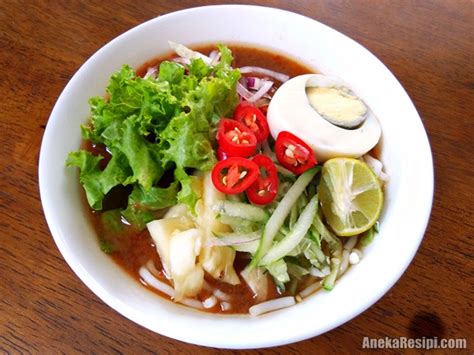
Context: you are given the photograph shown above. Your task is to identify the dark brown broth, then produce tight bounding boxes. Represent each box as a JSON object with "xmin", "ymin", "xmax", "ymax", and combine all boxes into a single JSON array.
[{"xmin": 86, "ymin": 45, "xmax": 317, "ymax": 314}]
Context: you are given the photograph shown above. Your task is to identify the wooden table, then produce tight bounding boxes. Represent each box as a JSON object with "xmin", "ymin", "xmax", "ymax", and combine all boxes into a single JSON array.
[{"xmin": 1, "ymin": 1, "xmax": 472, "ymax": 353}]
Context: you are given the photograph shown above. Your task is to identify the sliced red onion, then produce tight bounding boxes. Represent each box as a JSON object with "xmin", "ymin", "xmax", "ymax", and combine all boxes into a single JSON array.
[
  {"xmin": 144, "ymin": 66, "xmax": 157, "ymax": 79},
  {"xmin": 236, "ymin": 82, "xmax": 254, "ymax": 100},
  {"xmin": 247, "ymin": 80, "xmax": 273, "ymax": 103},
  {"xmin": 239, "ymin": 66, "xmax": 289, "ymax": 82},
  {"xmin": 249, "ymin": 296, "xmax": 295, "ymax": 316},
  {"xmin": 298, "ymin": 281, "xmax": 323, "ymax": 298},
  {"xmin": 168, "ymin": 41, "xmax": 211, "ymax": 64},
  {"xmin": 208, "ymin": 50, "xmax": 221, "ymax": 66},
  {"xmin": 171, "ymin": 57, "xmax": 190, "ymax": 65},
  {"xmin": 208, "ymin": 232, "xmax": 261, "ymax": 247},
  {"xmin": 202, "ymin": 296, "xmax": 218, "ymax": 309}
]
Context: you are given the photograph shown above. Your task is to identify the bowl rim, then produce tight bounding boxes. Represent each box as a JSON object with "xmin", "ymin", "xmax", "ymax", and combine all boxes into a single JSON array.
[{"xmin": 39, "ymin": 4, "xmax": 434, "ymax": 349}]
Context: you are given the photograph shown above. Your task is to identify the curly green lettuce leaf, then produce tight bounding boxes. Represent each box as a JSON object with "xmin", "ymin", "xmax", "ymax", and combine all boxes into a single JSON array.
[{"xmin": 68, "ymin": 44, "xmax": 240, "ymax": 228}]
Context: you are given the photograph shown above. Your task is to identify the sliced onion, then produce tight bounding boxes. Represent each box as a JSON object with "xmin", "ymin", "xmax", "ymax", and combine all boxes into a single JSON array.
[
  {"xmin": 213, "ymin": 289, "xmax": 232, "ymax": 301},
  {"xmin": 202, "ymin": 296, "xmax": 218, "ymax": 309},
  {"xmin": 247, "ymin": 80, "xmax": 273, "ymax": 103},
  {"xmin": 298, "ymin": 281, "xmax": 323, "ymax": 298},
  {"xmin": 239, "ymin": 66, "xmax": 290, "ymax": 82},
  {"xmin": 249, "ymin": 296, "xmax": 295, "ymax": 316}
]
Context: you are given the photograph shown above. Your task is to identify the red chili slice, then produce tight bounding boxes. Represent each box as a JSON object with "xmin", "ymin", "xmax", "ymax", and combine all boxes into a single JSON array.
[
  {"xmin": 234, "ymin": 102, "xmax": 270, "ymax": 142},
  {"xmin": 274, "ymin": 131, "xmax": 317, "ymax": 175},
  {"xmin": 216, "ymin": 147, "xmax": 228, "ymax": 161},
  {"xmin": 216, "ymin": 119, "xmax": 257, "ymax": 157},
  {"xmin": 211, "ymin": 157, "xmax": 259, "ymax": 194},
  {"xmin": 246, "ymin": 154, "xmax": 279, "ymax": 205}
]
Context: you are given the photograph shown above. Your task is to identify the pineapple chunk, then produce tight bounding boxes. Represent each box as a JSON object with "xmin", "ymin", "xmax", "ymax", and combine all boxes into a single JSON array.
[
  {"xmin": 146, "ymin": 216, "xmax": 194, "ymax": 277},
  {"xmin": 197, "ymin": 172, "xmax": 240, "ymax": 285},
  {"xmin": 169, "ymin": 228, "xmax": 204, "ymax": 301}
]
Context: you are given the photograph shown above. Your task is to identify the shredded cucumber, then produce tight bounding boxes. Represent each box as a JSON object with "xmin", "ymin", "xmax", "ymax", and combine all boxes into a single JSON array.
[
  {"xmin": 213, "ymin": 200, "xmax": 268, "ymax": 222},
  {"xmin": 260, "ymin": 194, "xmax": 319, "ymax": 266},
  {"xmin": 251, "ymin": 167, "xmax": 320, "ymax": 267}
]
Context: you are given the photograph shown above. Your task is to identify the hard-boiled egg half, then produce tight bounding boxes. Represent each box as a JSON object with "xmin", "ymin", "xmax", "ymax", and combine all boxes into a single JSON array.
[{"xmin": 267, "ymin": 74, "xmax": 381, "ymax": 162}]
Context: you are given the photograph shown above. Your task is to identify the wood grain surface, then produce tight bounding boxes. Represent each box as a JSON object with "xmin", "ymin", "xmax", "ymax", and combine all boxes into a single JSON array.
[{"xmin": 1, "ymin": 0, "xmax": 473, "ymax": 353}]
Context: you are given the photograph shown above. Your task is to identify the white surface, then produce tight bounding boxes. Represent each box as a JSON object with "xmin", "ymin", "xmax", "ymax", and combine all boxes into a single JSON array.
[{"xmin": 39, "ymin": 5, "xmax": 434, "ymax": 349}]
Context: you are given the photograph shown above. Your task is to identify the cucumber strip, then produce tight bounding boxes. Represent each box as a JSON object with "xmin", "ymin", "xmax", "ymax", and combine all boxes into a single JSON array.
[
  {"xmin": 323, "ymin": 258, "xmax": 341, "ymax": 291},
  {"xmin": 289, "ymin": 204, "xmax": 298, "ymax": 230},
  {"xmin": 213, "ymin": 200, "xmax": 268, "ymax": 222},
  {"xmin": 313, "ymin": 211, "xmax": 343, "ymax": 290},
  {"xmin": 260, "ymin": 194, "xmax": 319, "ymax": 266},
  {"xmin": 287, "ymin": 262, "xmax": 310, "ymax": 280},
  {"xmin": 251, "ymin": 167, "xmax": 319, "ymax": 267}
]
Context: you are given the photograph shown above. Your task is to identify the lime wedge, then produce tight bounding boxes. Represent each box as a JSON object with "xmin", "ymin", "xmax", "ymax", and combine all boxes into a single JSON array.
[{"xmin": 318, "ymin": 158, "xmax": 383, "ymax": 236}]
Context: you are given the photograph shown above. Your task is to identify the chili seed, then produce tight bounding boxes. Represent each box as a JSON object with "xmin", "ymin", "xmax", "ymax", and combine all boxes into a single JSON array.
[
  {"xmin": 222, "ymin": 176, "xmax": 227, "ymax": 186},
  {"xmin": 239, "ymin": 171, "xmax": 247, "ymax": 179},
  {"xmin": 285, "ymin": 148, "xmax": 295, "ymax": 158}
]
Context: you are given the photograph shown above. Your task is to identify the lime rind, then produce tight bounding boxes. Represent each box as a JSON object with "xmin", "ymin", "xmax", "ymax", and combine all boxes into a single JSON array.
[{"xmin": 319, "ymin": 158, "xmax": 383, "ymax": 236}]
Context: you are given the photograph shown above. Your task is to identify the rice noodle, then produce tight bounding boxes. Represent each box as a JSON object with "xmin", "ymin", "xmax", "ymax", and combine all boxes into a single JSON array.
[
  {"xmin": 344, "ymin": 236, "xmax": 358, "ymax": 251},
  {"xmin": 249, "ymin": 296, "xmax": 295, "ymax": 316},
  {"xmin": 239, "ymin": 66, "xmax": 290, "ymax": 82},
  {"xmin": 309, "ymin": 266, "xmax": 330, "ymax": 278},
  {"xmin": 213, "ymin": 289, "xmax": 232, "ymax": 301},
  {"xmin": 298, "ymin": 281, "xmax": 323, "ymax": 298},
  {"xmin": 139, "ymin": 266, "xmax": 203, "ymax": 309},
  {"xmin": 139, "ymin": 266, "xmax": 175, "ymax": 298},
  {"xmin": 338, "ymin": 249, "xmax": 351, "ymax": 276},
  {"xmin": 221, "ymin": 302, "xmax": 232, "ymax": 311},
  {"xmin": 349, "ymin": 248, "xmax": 363, "ymax": 265},
  {"xmin": 180, "ymin": 298, "xmax": 204, "ymax": 310},
  {"xmin": 202, "ymin": 296, "xmax": 218, "ymax": 309},
  {"xmin": 247, "ymin": 80, "xmax": 273, "ymax": 103}
]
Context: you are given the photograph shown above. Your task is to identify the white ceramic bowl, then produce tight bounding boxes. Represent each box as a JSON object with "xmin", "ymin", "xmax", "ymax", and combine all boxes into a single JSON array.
[{"xmin": 39, "ymin": 5, "xmax": 434, "ymax": 349}]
